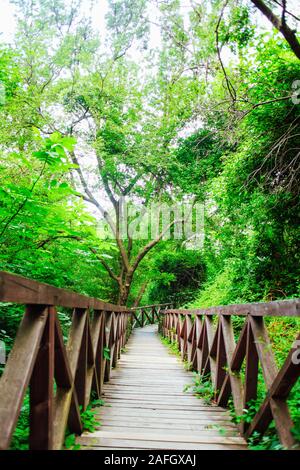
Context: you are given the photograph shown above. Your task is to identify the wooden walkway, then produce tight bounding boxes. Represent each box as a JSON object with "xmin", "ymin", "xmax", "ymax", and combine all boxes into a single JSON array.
[{"xmin": 77, "ymin": 325, "xmax": 247, "ymax": 450}]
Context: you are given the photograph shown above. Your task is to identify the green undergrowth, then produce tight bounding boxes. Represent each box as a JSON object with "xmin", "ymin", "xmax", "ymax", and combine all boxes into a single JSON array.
[
  {"xmin": 9, "ymin": 393, "xmax": 104, "ymax": 450},
  {"xmin": 160, "ymin": 334, "xmax": 181, "ymax": 357},
  {"xmin": 64, "ymin": 396, "xmax": 105, "ymax": 450},
  {"xmin": 184, "ymin": 373, "xmax": 215, "ymax": 404}
]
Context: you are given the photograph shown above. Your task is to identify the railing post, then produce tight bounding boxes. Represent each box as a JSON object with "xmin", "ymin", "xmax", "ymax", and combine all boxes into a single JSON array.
[
  {"xmin": 29, "ymin": 306, "xmax": 55, "ymax": 450},
  {"xmin": 243, "ymin": 319, "xmax": 259, "ymax": 431},
  {"xmin": 92, "ymin": 310, "xmax": 104, "ymax": 396},
  {"xmin": 71, "ymin": 308, "xmax": 88, "ymax": 410},
  {"xmin": 112, "ymin": 313, "xmax": 119, "ymax": 367},
  {"xmin": 141, "ymin": 309, "xmax": 144, "ymax": 328},
  {"xmin": 186, "ymin": 314, "xmax": 193, "ymax": 367},
  {"xmin": 104, "ymin": 312, "xmax": 113, "ymax": 381}
]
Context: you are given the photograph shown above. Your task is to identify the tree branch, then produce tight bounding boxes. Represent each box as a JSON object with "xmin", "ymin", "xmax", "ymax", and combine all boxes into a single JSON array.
[
  {"xmin": 130, "ymin": 217, "xmax": 184, "ymax": 276},
  {"xmin": 251, "ymin": 0, "xmax": 300, "ymax": 60},
  {"xmin": 239, "ymin": 94, "xmax": 294, "ymax": 120},
  {"xmin": 88, "ymin": 246, "xmax": 120, "ymax": 284},
  {"xmin": 37, "ymin": 233, "xmax": 120, "ymax": 285},
  {"xmin": 215, "ymin": 0, "xmax": 237, "ymax": 103},
  {"xmin": 0, "ymin": 162, "xmax": 47, "ymax": 243},
  {"xmin": 70, "ymin": 151, "xmax": 116, "ymax": 233}
]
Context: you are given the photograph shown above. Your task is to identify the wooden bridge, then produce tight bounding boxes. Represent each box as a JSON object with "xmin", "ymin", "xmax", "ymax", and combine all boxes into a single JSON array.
[{"xmin": 0, "ymin": 271, "xmax": 299, "ymax": 450}]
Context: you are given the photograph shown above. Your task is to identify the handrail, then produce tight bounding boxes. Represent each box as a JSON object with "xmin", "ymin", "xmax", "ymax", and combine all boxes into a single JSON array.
[
  {"xmin": 133, "ymin": 303, "xmax": 173, "ymax": 310},
  {"xmin": 1, "ymin": 270, "xmax": 299, "ymax": 450},
  {"xmin": 160, "ymin": 300, "xmax": 300, "ymax": 450},
  {"xmin": 131, "ymin": 303, "xmax": 173, "ymax": 328},
  {"xmin": 0, "ymin": 271, "xmax": 131, "ymax": 312},
  {"xmin": 0, "ymin": 271, "xmax": 132, "ymax": 450},
  {"xmin": 164, "ymin": 298, "xmax": 300, "ymax": 317}
]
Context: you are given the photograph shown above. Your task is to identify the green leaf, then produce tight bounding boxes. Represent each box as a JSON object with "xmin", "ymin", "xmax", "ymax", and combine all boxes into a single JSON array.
[{"xmin": 103, "ymin": 347, "xmax": 111, "ymax": 361}]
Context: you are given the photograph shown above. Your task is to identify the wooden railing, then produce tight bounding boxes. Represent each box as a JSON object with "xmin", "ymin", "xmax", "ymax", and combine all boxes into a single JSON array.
[
  {"xmin": 0, "ymin": 271, "xmax": 132, "ymax": 450},
  {"xmin": 132, "ymin": 303, "xmax": 172, "ymax": 328},
  {"xmin": 1, "ymin": 270, "xmax": 299, "ymax": 450},
  {"xmin": 160, "ymin": 300, "xmax": 300, "ymax": 449}
]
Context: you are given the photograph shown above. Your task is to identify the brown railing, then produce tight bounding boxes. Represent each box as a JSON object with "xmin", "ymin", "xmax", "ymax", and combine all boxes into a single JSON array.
[
  {"xmin": 132, "ymin": 303, "xmax": 172, "ymax": 328},
  {"xmin": 0, "ymin": 271, "xmax": 132, "ymax": 450},
  {"xmin": 160, "ymin": 301, "xmax": 300, "ymax": 449},
  {"xmin": 1, "ymin": 270, "xmax": 299, "ymax": 450}
]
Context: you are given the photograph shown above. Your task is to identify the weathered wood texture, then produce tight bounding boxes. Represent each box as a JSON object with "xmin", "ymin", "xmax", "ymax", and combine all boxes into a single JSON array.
[
  {"xmin": 161, "ymin": 309, "xmax": 300, "ymax": 450},
  {"xmin": 166, "ymin": 299, "xmax": 300, "ymax": 317},
  {"xmin": 0, "ymin": 272, "xmax": 131, "ymax": 450},
  {"xmin": 77, "ymin": 325, "xmax": 247, "ymax": 450},
  {"xmin": 0, "ymin": 271, "xmax": 131, "ymax": 312},
  {"xmin": 1, "ymin": 271, "xmax": 299, "ymax": 450},
  {"xmin": 131, "ymin": 304, "xmax": 171, "ymax": 328}
]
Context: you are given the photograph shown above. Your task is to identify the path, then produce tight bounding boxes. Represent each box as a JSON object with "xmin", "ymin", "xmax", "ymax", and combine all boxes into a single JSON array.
[{"xmin": 76, "ymin": 325, "xmax": 247, "ymax": 450}]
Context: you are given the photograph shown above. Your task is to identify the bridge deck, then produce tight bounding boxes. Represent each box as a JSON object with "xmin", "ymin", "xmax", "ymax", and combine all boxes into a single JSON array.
[{"xmin": 77, "ymin": 325, "xmax": 247, "ymax": 450}]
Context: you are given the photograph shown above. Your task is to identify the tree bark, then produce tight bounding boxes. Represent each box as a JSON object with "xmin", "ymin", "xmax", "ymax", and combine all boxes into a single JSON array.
[
  {"xmin": 132, "ymin": 282, "xmax": 148, "ymax": 308},
  {"xmin": 251, "ymin": 0, "xmax": 300, "ymax": 60}
]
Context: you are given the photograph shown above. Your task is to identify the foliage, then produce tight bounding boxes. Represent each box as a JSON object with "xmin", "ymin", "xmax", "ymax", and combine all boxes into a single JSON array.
[
  {"xmin": 148, "ymin": 249, "xmax": 206, "ymax": 305},
  {"xmin": 160, "ymin": 334, "xmax": 181, "ymax": 357},
  {"xmin": 64, "ymin": 396, "xmax": 105, "ymax": 450},
  {"xmin": 184, "ymin": 373, "xmax": 215, "ymax": 404},
  {"xmin": 103, "ymin": 347, "xmax": 111, "ymax": 361}
]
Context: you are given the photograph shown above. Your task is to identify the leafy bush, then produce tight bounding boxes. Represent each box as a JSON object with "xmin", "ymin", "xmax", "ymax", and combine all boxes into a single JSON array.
[{"xmin": 149, "ymin": 249, "xmax": 206, "ymax": 305}]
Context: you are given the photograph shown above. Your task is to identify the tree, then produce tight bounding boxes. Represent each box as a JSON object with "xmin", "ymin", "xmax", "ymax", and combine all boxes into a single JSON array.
[
  {"xmin": 3, "ymin": 0, "xmax": 202, "ymax": 305},
  {"xmin": 250, "ymin": 0, "xmax": 300, "ymax": 60}
]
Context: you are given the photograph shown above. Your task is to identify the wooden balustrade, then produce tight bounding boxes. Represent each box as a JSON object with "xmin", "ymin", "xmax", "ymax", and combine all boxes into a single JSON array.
[
  {"xmin": 160, "ymin": 300, "xmax": 300, "ymax": 449},
  {"xmin": 0, "ymin": 271, "xmax": 132, "ymax": 450},
  {"xmin": 1, "ymin": 269, "xmax": 299, "ymax": 450},
  {"xmin": 131, "ymin": 303, "xmax": 172, "ymax": 328}
]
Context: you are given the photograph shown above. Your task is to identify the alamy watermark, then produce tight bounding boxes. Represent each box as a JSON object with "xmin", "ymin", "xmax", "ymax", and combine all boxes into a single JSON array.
[
  {"xmin": 0, "ymin": 81, "xmax": 5, "ymax": 106},
  {"xmin": 292, "ymin": 339, "xmax": 300, "ymax": 365},
  {"xmin": 0, "ymin": 340, "xmax": 6, "ymax": 365},
  {"xmin": 99, "ymin": 198, "xmax": 205, "ymax": 250},
  {"xmin": 291, "ymin": 80, "xmax": 300, "ymax": 105}
]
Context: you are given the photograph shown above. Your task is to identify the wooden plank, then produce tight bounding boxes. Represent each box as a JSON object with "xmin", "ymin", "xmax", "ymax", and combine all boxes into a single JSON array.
[
  {"xmin": 29, "ymin": 306, "xmax": 55, "ymax": 450},
  {"xmin": 0, "ymin": 270, "xmax": 129, "ymax": 312},
  {"xmin": 102, "ymin": 392, "xmax": 202, "ymax": 400},
  {"xmin": 90, "ymin": 310, "xmax": 103, "ymax": 396},
  {"xmin": 95, "ymin": 424, "xmax": 239, "ymax": 436},
  {"xmin": 164, "ymin": 298, "xmax": 300, "ymax": 317},
  {"xmin": 77, "ymin": 437, "xmax": 246, "ymax": 450},
  {"xmin": 269, "ymin": 398, "xmax": 296, "ymax": 449},
  {"xmin": 78, "ymin": 430, "xmax": 246, "ymax": 445},
  {"xmin": 95, "ymin": 408, "xmax": 233, "ymax": 420},
  {"xmin": 101, "ymin": 402, "xmax": 227, "ymax": 411},
  {"xmin": 249, "ymin": 317, "xmax": 278, "ymax": 388},
  {"xmin": 102, "ymin": 390, "xmax": 194, "ymax": 396},
  {"xmin": 99, "ymin": 416, "xmax": 236, "ymax": 426},
  {"xmin": 53, "ymin": 315, "xmax": 82, "ymax": 449},
  {"xmin": 230, "ymin": 319, "xmax": 248, "ymax": 371},
  {"xmin": 85, "ymin": 327, "xmax": 98, "ymax": 406},
  {"xmin": 73, "ymin": 310, "xmax": 88, "ymax": 409},
  {"xmin": 244, "ymin": 321, "xmax": 259, "ymax": 419},
  {"xmin": 218, "ymin": 316, "xmax": 244, "ymax": 418},
  {"xmin": 204, "ymin": 316, "xmax": 216, "ymax": 381},
  {"xmin": 215, "ymin": 321, "xmax": 227, "ymax": 395},
  {"xmin": 78, "ymin": 325, "xmax": 246, "ymax": 451}
]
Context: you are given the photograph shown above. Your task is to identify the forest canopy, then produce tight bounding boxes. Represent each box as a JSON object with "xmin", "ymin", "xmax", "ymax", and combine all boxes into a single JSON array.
[{"xmin": 0, "ymin": 0, "xmax": 299, "ymax": 308}]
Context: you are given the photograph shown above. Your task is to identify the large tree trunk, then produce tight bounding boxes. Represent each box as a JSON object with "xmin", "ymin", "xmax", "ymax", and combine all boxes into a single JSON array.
[
  {"xmin": 132, "ymin": 282, "xmax": 148, "ymax": 308},
  {"xmin": 251, "ymin": 0, "xmax": 300, "ymax": 60},
  {"xmin": 118, "ymin": 277, "xmax": 132, "ymax": 306}
]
